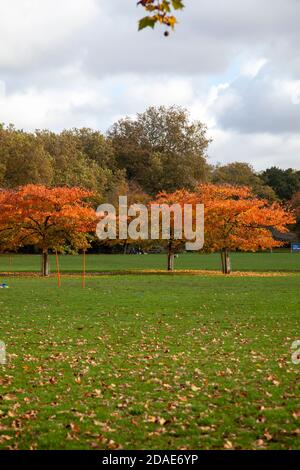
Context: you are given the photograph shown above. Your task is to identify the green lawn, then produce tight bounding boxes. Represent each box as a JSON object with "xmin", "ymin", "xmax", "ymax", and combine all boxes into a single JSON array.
[
  {"xmin": 0, "ymin": 274, "xmax": 300, "ymax": 449},
  {"xmin": 0, "ymin": 251, "xmax": 300, "ymax": 274}
]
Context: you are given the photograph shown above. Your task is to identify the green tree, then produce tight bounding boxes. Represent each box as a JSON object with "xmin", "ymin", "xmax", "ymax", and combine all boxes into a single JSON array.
[
  {"xmin": 0, "ymin": 125, "xmax": 53, "ymax": 188},
  {"xmin": 212, "ymin": 162, "xmax": 277, "ymax": 201},
  {"xmin": 109, "ymin": 106, "xmax": 210, "ymax": 196},
  {"xmin": 291, "ymin": 192, "xmax": 300, "ymax": 220},
  {"xmin": 260, "ymin": 167, "xmax": 300, "ymax": 201},
  {"xmin": 36, "ymin": 130, "xmax": 125, "ymax": 203},
  {"xmin": 64, "ymin": 128, "xmax": 117, "ymax": 170},
  {"xmin": 291, "ymin": 192, "xmax": 300, "ymax": 239}
]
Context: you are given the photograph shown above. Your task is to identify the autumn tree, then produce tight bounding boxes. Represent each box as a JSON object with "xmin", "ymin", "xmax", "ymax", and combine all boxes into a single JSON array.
[
  {"xmin": 196, "ymin": 184, "xmax": 296, "ymax": 274},
  {"xmin": 0, "ymin": 189, "xmax": 21, "ymax": 253},
  {"xmin": 109, "ymin": 106, "xmax": 210, "ymax": 196},
  {"xmin": 97, "ymin": 187, "xmax": 200, "ymax": 268},
  {"xmin": 0, "ymin": 185, "xmax": 97, "ymax": 276},
  {"xmin": 149, "ymin": 189, "xmax": 201, "ymax": 271},
  {"xmin": 99, "ymin": 182, "xmax": 151, "ymax": 254}
]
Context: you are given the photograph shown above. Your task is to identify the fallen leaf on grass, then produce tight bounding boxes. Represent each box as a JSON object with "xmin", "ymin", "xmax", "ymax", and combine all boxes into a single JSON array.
[
  {"xmin": 1, "ymin": 394, "xmax": 16, "ymax": 401},
  {"xmin": 254, "ymin": 439, "xmax": 265, "ymax": 448},
  {"xmin": 108, "ymin": 440, "xmax": 123, "ymax": 450},
  {"xmin": 224, "ymin": 440, "xmax": 234, "ymax": 449},
  {"xmin": 66, "ymin": 423, "xmax": 80, "ymax": 433},
  {"xmin": 263, "ymin": 431, "xmax": 273, "ymax": 441},
  {"xmin": 0, "ymin": 435, "xmax": 12, "ymax": 443}
]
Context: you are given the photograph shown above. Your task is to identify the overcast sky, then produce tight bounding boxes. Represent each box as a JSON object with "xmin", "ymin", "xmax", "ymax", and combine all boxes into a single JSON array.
[{"xmin": 0, "ymin": 0, "xmax": 300, "ymax": 170}]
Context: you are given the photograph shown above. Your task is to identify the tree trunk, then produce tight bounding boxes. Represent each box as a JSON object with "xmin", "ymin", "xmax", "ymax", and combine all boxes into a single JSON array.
[
  {"xmin": 167, "ymin": 243, "xmax": 175, "ymax": 271},
  {"xmin": 220, "ymin": 250, "xmax": 225, "ymax": 274},
  {"xmin": 41, "ymin": 250, "xmax": 50, "ymax": 277},
  {"xmin": 224, "ymin": 248, "xmax": 231, "ymax": 275}
]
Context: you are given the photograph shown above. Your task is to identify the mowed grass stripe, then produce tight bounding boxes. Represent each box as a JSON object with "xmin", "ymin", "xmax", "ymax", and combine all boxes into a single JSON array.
[{"xmin": 0, "ymin": 252, "xmax": 300, "ymax": 274}]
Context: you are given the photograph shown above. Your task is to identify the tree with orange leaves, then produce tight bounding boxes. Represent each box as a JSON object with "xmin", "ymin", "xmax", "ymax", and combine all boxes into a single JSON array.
[
  {"xmin": 103, "ymin": 183, "xmax": 151, "ymax": 255},
  {"xmin": 0, "ymin": 185, "xmax": 97, "ymax": 276},
  {"xmin": 149, "ymin": 189, "xmax": 201, "ymax": 271},
  {"xmin": 195, "ymin": 184, "xmax": 296, "ymax": 274},
  {"xmin": 0, "ymin": 189, "xmax": 20, "ymax": 253}
]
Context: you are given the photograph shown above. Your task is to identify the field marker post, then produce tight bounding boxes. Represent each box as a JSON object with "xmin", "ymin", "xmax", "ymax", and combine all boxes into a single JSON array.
[
  {"xmin": 55, "ymin": 250, "xmax": 61, "ymax": 288},
  {"xmin": 82, "ymin": 250, "xmax": 86, "ymax": 288}
]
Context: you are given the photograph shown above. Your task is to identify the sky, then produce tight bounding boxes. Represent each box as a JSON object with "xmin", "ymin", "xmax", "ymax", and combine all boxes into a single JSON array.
[{"xmin": 0, "ymin": 0, "xmax": 300, "ymax": 170}]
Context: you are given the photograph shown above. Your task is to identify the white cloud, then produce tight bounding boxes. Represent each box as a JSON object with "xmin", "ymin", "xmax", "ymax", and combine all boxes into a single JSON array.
[
  {"xmin": 0, "ymin": 80, "xmax": 5, "ymax": 97},
  {"xmin": 0, "ymin": 77, "xmax": 110, "ymax": 130},
  {"xmin": 189, "ymin": 83, "xmax": 232, "ymax": 128},
  {"xmin": 0, "ymin": 0, "xmax": 299, "ymax": 170},
  {"xmin": 279, "ymin": 80, "xmax": 300, "ymax": 105},
  {"xmin": 125, "ymin": 78, "xmax": 195, "ymax": 108},
  {"xmin": 209, "ymin": 129, "xmax": 300, "ymax": 170},
  {"xmin": 0, "ymin": 0, "xmax": 98, "ymax": 68},
  {"xmin": 213, "ymin": 66, "xmax": 300, "ymax": 134},
  {"xmin": 241, "ymin": 58, "xmax": 268, "ymax": 78}
]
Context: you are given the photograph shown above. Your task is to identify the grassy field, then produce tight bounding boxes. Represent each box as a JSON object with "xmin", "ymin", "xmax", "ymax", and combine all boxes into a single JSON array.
[
  {"xmin": 0, "ymin": 273, "xmax": 300, "ymax": 450},
  {"xmin": 0, "ymin": 251, "xmax": 300, "ymax": 274}
]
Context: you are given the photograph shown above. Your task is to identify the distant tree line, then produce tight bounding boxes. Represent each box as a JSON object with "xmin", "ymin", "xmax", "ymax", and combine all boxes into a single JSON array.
[
  {"xmin": 1, "ymin": 105, "xmax": 299, "ymax": 248},
  {"xmin": 1, "ymin": 106, "xmax": 300, "ymax": 199},
  {"xmin": 0, "ymin": 106, "xmax": 211, "ymax": 202}
]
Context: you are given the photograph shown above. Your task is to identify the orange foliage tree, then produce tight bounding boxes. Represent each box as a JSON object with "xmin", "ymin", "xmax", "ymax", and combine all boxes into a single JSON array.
[
  {"xmin": 150, "ymin": 189, "xmax": 200, "ymax": 271},
  {"xmin": 103, "ymin": 185, "xmax": 150, "ymax": 255},
  {"xmin": 0, "ymin": 185, "xmax": 97, "ymax": 276},
  {"xmin": 0, "ymin": 189, "xmax": 20, "ymax": 253},
  {"xmin": 195, "ymin": 184, "xmax": 296, "ymax": 274}
]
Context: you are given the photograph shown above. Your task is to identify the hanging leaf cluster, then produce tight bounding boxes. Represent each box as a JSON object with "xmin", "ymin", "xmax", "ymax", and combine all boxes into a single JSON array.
[{"xmin": 137, "ymin": 0, "xmax": 185, "ymax": 33}]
